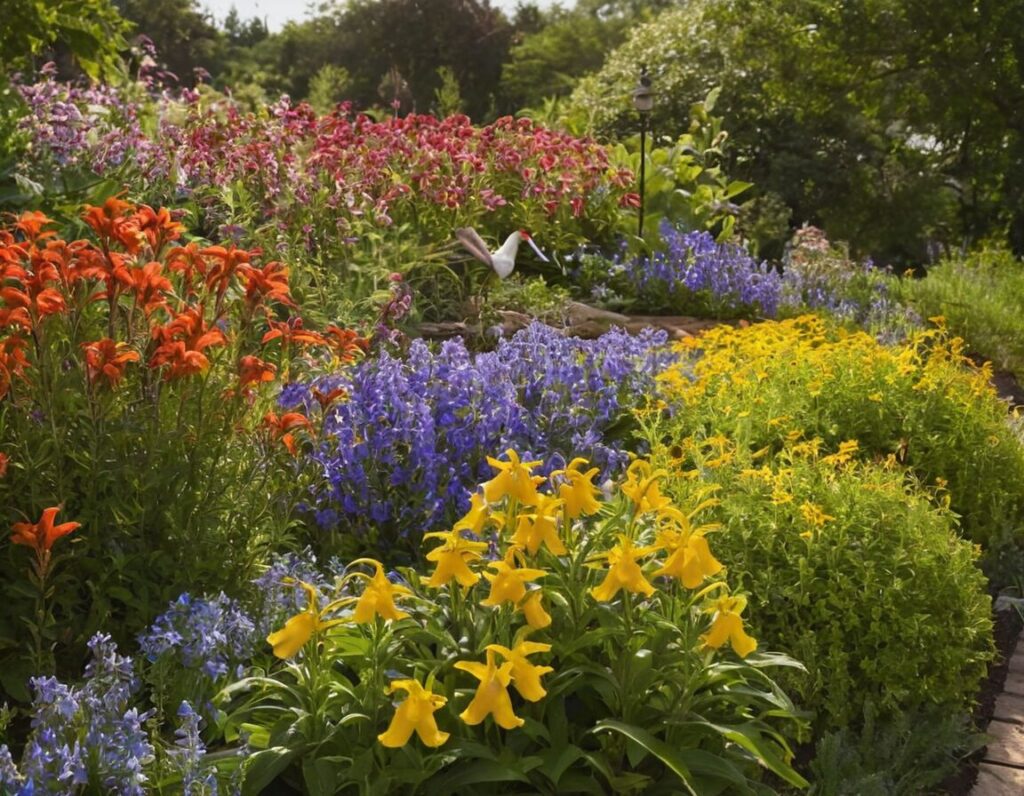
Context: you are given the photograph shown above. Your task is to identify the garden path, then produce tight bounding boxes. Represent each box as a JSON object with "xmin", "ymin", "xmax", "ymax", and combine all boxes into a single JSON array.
[{"xmin": 972, "ymin": 630, "xmax": 1024, "ymax": 795}]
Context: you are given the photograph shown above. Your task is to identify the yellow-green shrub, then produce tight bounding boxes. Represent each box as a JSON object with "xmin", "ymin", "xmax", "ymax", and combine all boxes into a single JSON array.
[
  {"xmin": 638, "ymin": 433, "xmax": 994, "ymax": 731},
  {"xmin": 655, "ymin": 316, "xmax": 1024, "ymax": 559}
]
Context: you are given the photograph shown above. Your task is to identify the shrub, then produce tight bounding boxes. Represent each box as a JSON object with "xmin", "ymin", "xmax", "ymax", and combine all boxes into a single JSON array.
[
  {"xmin": 655, "ymin": 316, "xmax": 1024, "ymax": 558},
  {"xmin": 216, "ymin": 452, "xmax": 807, "ymax": 794},
  {"xmin": 897, "ymin": 246, "xmax": 1024, "ymax": 376},
  {"xmin": 636, "ymin": 432, "xmax": 994, "ymax": 731},
  {"xmin": 283, "ymin": 323, "xmax": 674, "ymax": 561}
]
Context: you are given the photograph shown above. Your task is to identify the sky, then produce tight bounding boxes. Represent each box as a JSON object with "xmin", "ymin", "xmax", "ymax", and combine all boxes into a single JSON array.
[{"xmin": 200, "ymin": 0, "xmax": 556, "ymax": 31}]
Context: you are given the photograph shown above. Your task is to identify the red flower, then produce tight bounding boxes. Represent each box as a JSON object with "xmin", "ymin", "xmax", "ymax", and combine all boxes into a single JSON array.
[
  {"xmin": 14, "ymin": 211, "xmax": 56, "ymax": 243},
  {"xmin": 0, "ymin": 452, "xmax": 8, "ymax": 478},
  {"xmin": 11, "ymin": 506, "xmax": 80, "ymax": 553},
  {"xmin": 619, "ymin": 193, "xmax": 642, "ymax": 209},
  {"xmin": 82, "ymin": 338, "xmax": 140, "ymax": 388},
  {"xmin": 312, "ymin": 386, "xmax": 348, "ymax": 411}
]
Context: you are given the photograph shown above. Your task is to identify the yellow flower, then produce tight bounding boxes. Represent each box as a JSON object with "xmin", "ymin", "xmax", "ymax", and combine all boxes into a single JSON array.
[
  {"xmin": 266, "ymin": 581, "xmax": 344, "ymax": 659},
  {"xmin": 799, "ymin": 502, "xmax": 834, "ymax": 528},
  {"xmin": 621, "ymin": 460, "xmax": 672, "ymax": 514},
  {"xmin": 352, "ymin": 561, "xmax": 411, "ymax": 624},
  {"xmin": 487, "ymin": 641, "xmax": 553, "ymax": 702},
  {"xmin": 377, "ymin": 678, "xmax": 450, "ymax": 748},
  {"xmin": 653, "ymin": 530, "xmax": 723, "ymax": 588},
  {"xmin": 520, "ymin": 590, "xmax": 552, "ymax": 629},
  {"xmin": 700, "ymin": 594, "xmax": 758, "ymax": 658},
  {"xmin": 510, "ymin": 493, "xmax": 566, "ymax": 555},
  {"xmin": 454, "ymin": 648, "xmax": 524, "ymax": 729},
  {"xmin": 454, "ymin": 491, "xmax": 501, "ymax": 535},
  {"xmin": 483, "ymin": 449, "xmax": 544, "ymax": 506},
  {"xmin": 590, "ymin": 534, "xmax": 656, "ymax": 602},
  {"xmin": 551, "ymin": 457, "xmax": 601, "ymax": 519},
  {"xmin": 480, "ymin": 550, "xmax": 546, "ymax": 608},
  {"xmin": 423, "ymin": 529, "xmax": 488, "ymax": 588}
]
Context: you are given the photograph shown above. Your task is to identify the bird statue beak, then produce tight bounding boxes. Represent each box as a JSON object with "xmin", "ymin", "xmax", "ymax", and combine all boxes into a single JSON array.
[{"xmin": 525, "ymin": 235, "xmax": 549, "ymax": 263}]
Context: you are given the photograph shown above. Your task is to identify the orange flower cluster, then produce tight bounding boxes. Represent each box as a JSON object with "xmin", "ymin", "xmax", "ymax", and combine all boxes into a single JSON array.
[{"xmin": 0, "ymin": 200, "xmax": 370, "ymax": 400}]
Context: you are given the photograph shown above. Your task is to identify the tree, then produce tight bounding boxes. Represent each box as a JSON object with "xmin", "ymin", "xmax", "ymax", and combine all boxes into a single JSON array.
[
  {"xmin": 114, "ymin": 0, "xmax": 222, "ymax": 85},
  {"xmin": 568, "ymin": 0, "xmax": 1024, "ymax": 263}
]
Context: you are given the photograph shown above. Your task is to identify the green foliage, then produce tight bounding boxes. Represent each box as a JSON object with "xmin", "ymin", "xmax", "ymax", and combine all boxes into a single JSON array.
[
  {"xmin": 115, "ymin": 0, "xmax": 221, "ymax": 86},
  {"xmin": 655, "ymin": 316, "xmax": 1024, "ymax": 559},
  {"xmin": 486, "ymin": 274, "xmax": 571, "ymax": 329},
  {"xmin": 609, "ymin": 88, "xmax": 752, "ymax": 246},
  {"xmin": 307, "ymin": 64, "xmax": 353, "ymax": 114},
  {"xmin": 638, "ymin": 431, "xmax": 994, "ymax": 731},
  {"xmin": 567, "ymin": 0, "xmax": 1024, "ymax": 264},
  {"xmin": 807, "ymin": 703, "xmax": 984, "ymax": 796},
  {"xmin": 432, "ymin": 66, "xmax": 464, "ymax": 118},
  {"xmin": 218, "ymin": 465, "xmax": 807, "ymax": 793},
  {"xmin": 897, "ymin": 246, "xmax": 1024, "ymax": 377},
  {"xmin": 1, "ymin": 0, "xmax": 128, "ymax": 77}
]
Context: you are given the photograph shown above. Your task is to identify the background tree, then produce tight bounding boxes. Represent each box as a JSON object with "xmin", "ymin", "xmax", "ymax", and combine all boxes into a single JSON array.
[{"xmin": 568, "ymin": 0, "xmax": 1024, "ymax": 263}]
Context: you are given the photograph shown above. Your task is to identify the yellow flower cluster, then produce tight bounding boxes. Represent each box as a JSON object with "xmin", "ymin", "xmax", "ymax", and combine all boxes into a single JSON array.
[{"xmin": 264, "ymin": 448, "xmax": 759, "ymax": 751}]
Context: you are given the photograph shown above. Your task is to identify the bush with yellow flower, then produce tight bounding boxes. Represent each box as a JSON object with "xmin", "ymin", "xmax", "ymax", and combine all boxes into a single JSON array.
[{"xmin": 217, "ymin": 450, "xmax": 807, "ymax": 794}]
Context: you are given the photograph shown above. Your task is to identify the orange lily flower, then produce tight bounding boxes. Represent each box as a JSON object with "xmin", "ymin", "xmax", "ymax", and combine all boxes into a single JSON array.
[
  {"xmin": 321, "ymin": 324, "xmax": 369, "ymax": 363},
  {"xmin": 0, "ymin": 336, "xmax": 30, "ymax": 398},
  {"xmin": 129, "ymin": 262, "xmax": 172, "ymax": 315},
  {"xmin": 263, "ymin": 411, "xmax": 315, "ymax": 456},
  {"xmin": 166, "ymin": 242, "xmax": 209, "ymax": 296},
  {"xmin": 312, "ymin": 386, "xmax": 348, "ymax": 411},
  {"xmin": 261, "ymin": 317, "xmax": 327, "ymax": 349},
  {"xmin": 11, "ymin": 507, "xmax": 80, "ymax": 553},
  {"xmin": 82, "ymin": 338, "xmax": 140, "ymax": 388},
  {"xmin": 14, "ymin": 211, "xmax": 57, "ymax": 242},
  {"xmin": 134, "ymin": 205, "xmax": 184, "ymax": 253},
  {"xmin": 200, "ymin": 245, "xmax": 254, "ymax": 298},
  {"xmin": 238, "ymin": 261, "xmax": 295, "ymax": 309},
  {"xmin": 150, "ymin": 307, "xmax": 228, "ymax": 380},
  {"xmin": 82, "ymin": 198, "xmax": 143, "ymax": 253},
  {"xmin": 238, "ymin": 355, "xmax": 277, "ymax": 388}
]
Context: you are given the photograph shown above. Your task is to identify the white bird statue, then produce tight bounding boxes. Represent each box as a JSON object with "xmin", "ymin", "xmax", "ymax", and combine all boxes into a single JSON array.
[{"xmin": 456, "ymin": 227, "xmax": 549, "ymax": 279}]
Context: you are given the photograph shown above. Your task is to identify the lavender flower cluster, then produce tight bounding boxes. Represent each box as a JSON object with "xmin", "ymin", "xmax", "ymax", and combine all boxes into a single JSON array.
[
  {"xmin": 278, "ymin": 323, "xmax": 672, "ymax": 555},
  {"xmin": 625, "ymin": 222, "xmax": 783, "ymax": 317},
  {"xmin": 0, "ymin": 634, "xmax": 154, "ymax": 795},
  {"xmin": 138, "ymin": 593, "xmax": 259, "ymax": 680}
]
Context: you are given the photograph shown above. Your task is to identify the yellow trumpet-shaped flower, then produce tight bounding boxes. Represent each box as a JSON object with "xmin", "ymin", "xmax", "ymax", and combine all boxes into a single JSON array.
[
  {"xmin": 480, "ymin": 551, "xmax": 546, "ymax": 608},
  {"xmin": 454, "ymin": 491, "xmax": 502, "ymax": 535},
  {"xmin": 266, "ymin": 581, "xmax": 344, "ymax": 659},
  {"xmin": 352, "ymin": 561, "xmax": 412, "ymax": 623},
  {"xmin": 510, "ymin": 493, "xmax": 566, "ymax": 555},
  {"xmin": 487, "ymin": 641, "xmax": 554, "ymax": 702},
  {"xmin": 590, "ymin": 534, "xmax": 656, "ymax": 602},
  {"xmin": 552, "ymin": 458, "xmax": 601, "ymax": 519},
  {"xmin": 423, "ymin": 529, "xmax": 488, "ymax": 588},
  {"xmin": 700, "ymin": 594, "xmax": 758, "ymax": 659},
  {"xmin": 621, "ymin": 460, "xmax": 672, "ymax": 514},
  {"xmin": 653, "ymin": 530, "xmax": 723, "ymax": 589},
  {"xmin": 377, "ymin": 678, "xmax": 450, "ymax": 748},
  {"xmin": 520, "ymin": 590, "xmax": 552, "ymax": 629},
  {"xmin": 483, "ymin": 449, "xmax": 545, "ymax": 506},
  {"xmin": 454, "ymin": 648, "xmax": 524, "ymax": 729}
]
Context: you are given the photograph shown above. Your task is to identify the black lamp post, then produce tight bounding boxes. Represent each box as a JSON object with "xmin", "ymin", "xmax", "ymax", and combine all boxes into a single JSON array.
[{"xmin": 632, "ymin": 65, "xmax": 654, "ymax": 239}]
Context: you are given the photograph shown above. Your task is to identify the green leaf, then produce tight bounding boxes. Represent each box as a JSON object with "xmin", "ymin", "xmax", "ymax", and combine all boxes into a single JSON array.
[
  {"xmin": 431, "ymin": 759, "xmax": 534, "ymax": 794},
  {"xmin": 707, "ymin": 723, "xmax": 809, "ymax": 788},
  {"xmin": 241, "ymin": 746, "xmax": 298, "ymax": 796},
  {"xmin": 590, "ymin": 720, "xmax": 697, "ymax": 795}
]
